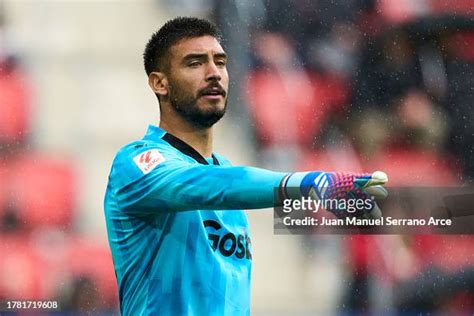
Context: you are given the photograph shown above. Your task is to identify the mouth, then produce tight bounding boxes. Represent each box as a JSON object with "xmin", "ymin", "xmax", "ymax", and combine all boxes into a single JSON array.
[{"xmin": 200, "ymin": 87, "xmax": 226, "ymax": 100}]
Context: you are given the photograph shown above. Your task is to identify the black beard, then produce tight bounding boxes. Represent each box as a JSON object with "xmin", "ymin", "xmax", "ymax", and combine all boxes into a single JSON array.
[{"xmin": 169, "ymin": 89, "xmax": 227, "ymax": 129}]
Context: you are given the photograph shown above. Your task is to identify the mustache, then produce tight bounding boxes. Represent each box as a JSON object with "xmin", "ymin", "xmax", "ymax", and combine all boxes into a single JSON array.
[{"xmin": 198, "ymin": 84, "xmax": 227, "ymax": 97}]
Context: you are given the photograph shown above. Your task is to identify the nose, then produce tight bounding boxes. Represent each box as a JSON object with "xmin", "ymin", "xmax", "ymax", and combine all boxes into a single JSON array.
[{"xmin": 205, "ymin": 61, "xmax": 221, "ymax": 82}]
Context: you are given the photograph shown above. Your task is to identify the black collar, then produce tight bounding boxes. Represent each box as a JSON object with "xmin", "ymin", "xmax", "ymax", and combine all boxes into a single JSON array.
[{"xmin": 162, "ymin": 133, "xmax": 219, "ymax": 166}]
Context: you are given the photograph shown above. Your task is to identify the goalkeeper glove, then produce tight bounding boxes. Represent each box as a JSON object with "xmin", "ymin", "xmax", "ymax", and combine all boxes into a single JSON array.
[{"xmin": 280, "ymin": 171, "xmax": 388, "ymax": 219}]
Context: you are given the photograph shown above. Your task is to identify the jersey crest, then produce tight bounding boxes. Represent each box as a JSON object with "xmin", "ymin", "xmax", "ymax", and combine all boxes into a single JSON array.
[{"xmin": 133, "ymin": 149, "xmax": 165, "ymax": 174}]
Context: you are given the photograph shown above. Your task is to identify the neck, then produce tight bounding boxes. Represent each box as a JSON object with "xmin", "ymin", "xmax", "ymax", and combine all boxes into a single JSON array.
[{"xmin": 159, "ymin": 106, "xmax": 213, "ymax": 158}]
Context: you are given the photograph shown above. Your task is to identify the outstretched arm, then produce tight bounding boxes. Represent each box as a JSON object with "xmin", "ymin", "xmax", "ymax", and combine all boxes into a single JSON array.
[{"xmin": 108, "ymin": 145, "xmax": 387, "ymax": 215}]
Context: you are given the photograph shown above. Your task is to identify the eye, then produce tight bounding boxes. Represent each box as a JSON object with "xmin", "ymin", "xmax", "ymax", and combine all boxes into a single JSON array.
[
  {"xmin": 188, "ymin": 61, "xmax": 202, "ymax": 67},
  {"xmin": 216, "ymin": 60, "xmax": 227, "ymax": 67}
]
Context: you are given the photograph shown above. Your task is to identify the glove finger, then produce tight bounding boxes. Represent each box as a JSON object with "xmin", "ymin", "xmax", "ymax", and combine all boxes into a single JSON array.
[
  {"xmin": 354, "ymin": 171, "xmax": 388, "ymax": 188},
  {"xmin": 364, "ymin": 185, "xmax": 388, "ymax": 199}
]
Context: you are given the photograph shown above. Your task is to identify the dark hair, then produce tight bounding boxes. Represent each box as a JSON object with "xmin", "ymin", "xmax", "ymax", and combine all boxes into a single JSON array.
[{"xmin": 143, "ymin": 17, "xmax": 222, "ymax": 76}]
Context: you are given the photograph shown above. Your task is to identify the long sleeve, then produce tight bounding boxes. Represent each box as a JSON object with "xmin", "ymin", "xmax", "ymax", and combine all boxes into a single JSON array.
[{"xmin": 107, "ymin": 143, "xmax": 286, "ymax": 214}]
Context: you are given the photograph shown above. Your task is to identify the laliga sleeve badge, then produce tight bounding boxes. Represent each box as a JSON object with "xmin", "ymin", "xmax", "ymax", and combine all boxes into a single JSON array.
[{"xmin": 133, "ymin": 149, "xmax": 165, "ymax": 174}]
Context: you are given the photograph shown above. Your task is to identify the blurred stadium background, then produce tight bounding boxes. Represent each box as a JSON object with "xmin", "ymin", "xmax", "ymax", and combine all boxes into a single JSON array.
[{"xmin": 0, "ymin": 0, "xmax": 473, "ymax": 314}]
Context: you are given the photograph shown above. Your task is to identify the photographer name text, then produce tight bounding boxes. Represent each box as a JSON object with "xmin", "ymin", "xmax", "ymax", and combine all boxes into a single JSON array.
[{"xmin": 283, "ymin": 216, "xmax": 452, "ymax": 227}]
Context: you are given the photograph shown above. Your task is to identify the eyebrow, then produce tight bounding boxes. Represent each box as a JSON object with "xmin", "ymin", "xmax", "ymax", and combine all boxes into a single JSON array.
[{"xmin": 182, "ymin": 52, "xmax": 227, "ymax": 62}]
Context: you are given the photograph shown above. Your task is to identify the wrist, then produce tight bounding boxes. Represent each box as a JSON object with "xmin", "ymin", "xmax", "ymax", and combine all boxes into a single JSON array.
[{"xmin": 280, "ymin": 171, "xmax": 325, "ymax": 200}]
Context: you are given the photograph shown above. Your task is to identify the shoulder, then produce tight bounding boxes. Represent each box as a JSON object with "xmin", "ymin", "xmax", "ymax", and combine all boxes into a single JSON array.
[
  {"xmin": 107, "ymin": 138, "xmax": 185, "ymax": 187},
  {"xmin": 114, "ymin": 138, "xmax": 184, "ymax": 165}
]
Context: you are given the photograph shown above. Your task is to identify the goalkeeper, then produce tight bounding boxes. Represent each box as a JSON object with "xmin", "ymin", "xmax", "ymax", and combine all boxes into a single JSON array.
[{"xmin": 104, "ymin": 16, "xmax": 388, "ymax": 316}]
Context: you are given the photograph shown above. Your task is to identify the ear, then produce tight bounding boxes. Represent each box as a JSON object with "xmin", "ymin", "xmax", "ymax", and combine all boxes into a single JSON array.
[{"xmin": 148, "ymin": 72, "xmax": 168, "ymax": 98}]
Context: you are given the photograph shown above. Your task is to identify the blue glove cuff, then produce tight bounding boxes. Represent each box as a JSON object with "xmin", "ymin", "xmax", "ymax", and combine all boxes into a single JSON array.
[{"xmin": 283, "ymin": 171, "xmax": 327, "ymax": 199}]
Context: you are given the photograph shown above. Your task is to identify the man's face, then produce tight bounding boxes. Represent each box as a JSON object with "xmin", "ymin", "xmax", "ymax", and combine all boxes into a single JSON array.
[{"xmin": 165, "ymin": 35, "xmax": 229, "ymax": 128}]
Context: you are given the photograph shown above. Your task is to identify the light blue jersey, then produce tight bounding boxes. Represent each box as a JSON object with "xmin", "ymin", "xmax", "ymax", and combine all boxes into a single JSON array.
[{"xmin": 104, "ymin": 125, "xmax": 286, "ymax": 315}]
